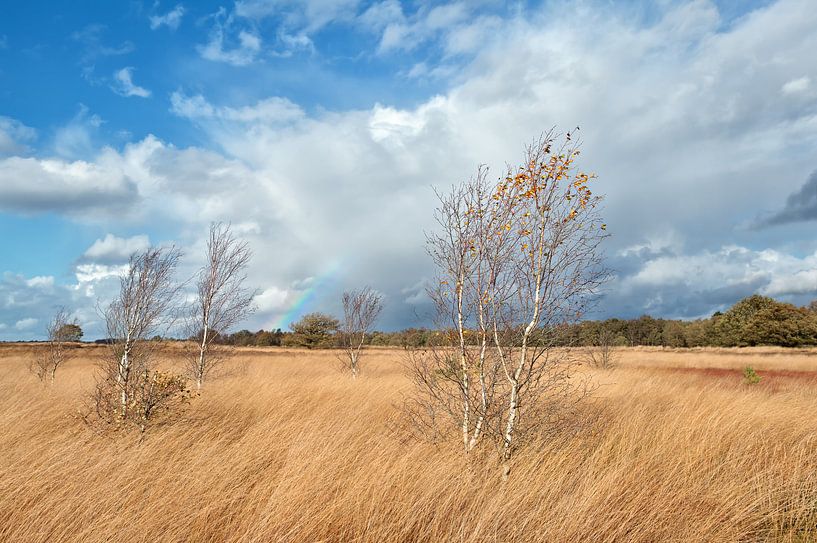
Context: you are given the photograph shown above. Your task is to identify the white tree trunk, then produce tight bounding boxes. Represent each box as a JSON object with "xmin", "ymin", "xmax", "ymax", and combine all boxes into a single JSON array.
[
  {"xmin": 468, "ymin": 334, "xmax": 489, "ymax": 450},
  {"xmin": 456, "ymin": 278, "xmax": 470, "ymax": 451},
  {"xmin": 118, "ymin": 347, "xmax": 130, "ymax": 418},
  {"xmin": 197, "ymin": 325, "xmax": 209, "ymax": 390}
]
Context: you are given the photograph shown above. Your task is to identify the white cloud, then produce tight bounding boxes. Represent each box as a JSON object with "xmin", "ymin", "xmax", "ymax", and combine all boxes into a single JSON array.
[
  {"xmin": 25, "ymin": 276, "xmax": 54, "ymax": 289},
  {"xmin": 53, "ymin": 105, "xmax": 104, "ymax": 160},
  {"xmin": 209, "ymin": 0, "xmax": 490, "ymax": 59},
  {"xmin": 274, "ymin": 33, "xmax": 314, "ymax": 56},
  {"xmin": 235, "ymin": 0, "xmax": 361, "ymax": 31},
  {"xmin": 0, "ymin": 116, "xmax": 37, "ymax": 156},
  {"xmin": 74, "ymin": 263, "xmax": 129, "ymax": 284},
  {"xmin": 170, "ymin": 92, "xmax": 304, "ymax": 123},
  {"xmin": 782, "ymin": 76, "xmax": 811, "ymax": 95},
  {"xmin": 359, "ymin": 0, "xmax": 403, "ymax": 31},
  {"xmin": 15, "ymin": 318, "xmax": 38, "ymax": 331},
  {"xmin": 379, "ymin": 23, "xmax": 409, "ymax": 51},
  {"xmin": 149, "ymin": 5, "xmax": 185, "ymax": 30},
  {"xmin": 168, "ymin": 93, "xmax": 214, "ymax": 118},
  {"xmin": 627, "ymin": 246, "xmax": 770, "ymax": 289},
  {"xmin": 765, "ymin": 267, "xmax": 817, "ymax": 296},
  {"xmin": 198, "ymin": 10, "xmax": 262, "ymax": 66},
  {"xmin": 0, "ymin": 131, "xmax": 259, "ymax": 218},
  {"xmin": 71, "ymin": 24, "xmax": 135, "ymax": 84},
  {"xmin": 111, "ymin": 67, "xmax": 151, "ymax": 98},
  {"xmin": 368, "ymin": 102, "xmax": 433, "ymax": 142},
  {"xmin": 619, "ymin": 231, "xmax": 684, "ymax": 258},
  {"xmin": 374, "ymin": 2, "xmax": 489, "ymax": 56},
  {"xmin": 200, "ymin": 30, "xmax": 262, "ymax": 66},
  {"xmin": 401, "ymin": 279, "xmax": 428, "ymax": 305},
  {"xmin": 255, "ymin": 286, "xmax": 290, "ymax": 312},
  {"xmin": 442, "ymin": 15, "xmax": 503, "ymax": 56},
  {"xmin": 83, "ymin": 234, "xmax": 151, "ymax": 263},
  {"xmin": 0, "ymin": 155, "xmax": 136, "ymax": 214}
]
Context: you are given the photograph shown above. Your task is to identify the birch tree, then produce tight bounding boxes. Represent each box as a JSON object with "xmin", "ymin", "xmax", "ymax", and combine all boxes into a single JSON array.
[
  {"xmin": 30, "ymin": 307, "xmax": 76, "ymax": 382},
  {"xmin": 413, "ymin": 179, "xmax": 477, "ymax": 450},
  {"xmin": 409, "ymin": 167, "xmax": 513, "ymax": 452},
  {"xmin": 408, "ymin": 130, "xmax": 608, "ymax": 476},
  {"xmin": 339, "ymin": 287, "xmax": 383, "ymax": 378},
  {"xmin": 98, "ymin": 246, "xmax": 182, "ymax": 421},
  {"xmin": 185, "ymin": 223, "xmax": 255, "ymax": 389},
  {"xmin": 490, "ymin": 132, "xmax": 607, "ymax": 477}
]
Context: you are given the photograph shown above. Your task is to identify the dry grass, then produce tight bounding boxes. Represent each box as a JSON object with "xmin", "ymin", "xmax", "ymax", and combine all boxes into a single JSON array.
[{"xmin": 1, "ymin": 344, "xmax": 817, "ymax": 542}]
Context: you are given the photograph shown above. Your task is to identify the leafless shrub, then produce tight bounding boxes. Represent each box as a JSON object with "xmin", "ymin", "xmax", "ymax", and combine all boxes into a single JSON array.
[
  {"xmin": 30, "ymin": 307, "xmax": 76, "ymax": 382},
  {"xmin": 338, "ymin": 287, "xmax": 383, "ymax": 378},
  {"xmin": 184, "ymin": 223, "xmax": 255, "ymax": 389},
  {"xmin": 579, "ymin": 329, "xmax": 619, "ymax": 369}
]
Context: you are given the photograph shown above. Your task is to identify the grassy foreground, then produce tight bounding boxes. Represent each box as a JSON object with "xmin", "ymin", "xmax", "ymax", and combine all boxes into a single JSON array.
[{"xmin": 1, "ymin": 345, "xmax": 816, "ymax": 542}]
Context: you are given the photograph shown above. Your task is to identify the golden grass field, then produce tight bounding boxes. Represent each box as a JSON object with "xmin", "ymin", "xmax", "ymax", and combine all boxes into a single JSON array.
[{"xmin": 2, "ymin": 344, "xmax": 817, "ymax": 542}]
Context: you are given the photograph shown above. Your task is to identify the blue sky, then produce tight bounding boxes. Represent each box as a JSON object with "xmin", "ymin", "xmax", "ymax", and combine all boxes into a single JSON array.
[{"xmin": 1, "ymin": 0, "xmax": 816, "ymax": 340}]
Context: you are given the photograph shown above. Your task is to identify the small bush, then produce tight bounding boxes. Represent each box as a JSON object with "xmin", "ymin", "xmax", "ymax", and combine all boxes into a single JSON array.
[
  {"xmin": 90, "ymin": 366, "xmax": 193, "ymax": 433},
  {"xmin": 743, "ymin": 366, "xmax": 761, "ymax": 385}
]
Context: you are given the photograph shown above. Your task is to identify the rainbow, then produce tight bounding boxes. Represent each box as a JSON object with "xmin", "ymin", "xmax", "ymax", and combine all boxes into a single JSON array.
[{"xmin": 274, "ymin": 261, "xmax": 342, "ymax": 330}]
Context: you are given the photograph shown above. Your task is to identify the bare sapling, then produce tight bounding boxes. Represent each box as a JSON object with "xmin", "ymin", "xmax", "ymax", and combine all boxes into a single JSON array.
[
  {"xmin": 30, "ymin": 307, "xmax": 76, "ymax": 382},
  {"xmin": 408, "ymin": 167, "xmax": 512, "ymax": 453},
  {"xmin": 93, "ymin": 245, "xmax": 185, "ymax": 431},
  {"xmin": 580, "ymin": 328, "xmax": 618, "ymax": 369},
  {"xmin": 185, "ymin": 223, "xmax": 255, "ymax": 389},
  {"xmin": 411, "ymin": 173, "xmax": 482, "ymax": 452},
  {"xmin": 339, "ymin": 287, "xmax": 383, "ymax": 378}
]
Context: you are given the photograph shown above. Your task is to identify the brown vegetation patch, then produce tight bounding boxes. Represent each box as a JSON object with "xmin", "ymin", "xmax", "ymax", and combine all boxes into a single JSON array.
[{"xmin": 647, "ymin": 365, "xmax": 817, "ymax": 389}]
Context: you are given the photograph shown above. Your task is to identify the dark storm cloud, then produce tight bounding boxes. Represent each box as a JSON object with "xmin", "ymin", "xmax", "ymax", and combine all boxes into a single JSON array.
[
  {"xmin": 598, "ymin": 277, "xmax": 770, "ymax": 321},
  {"xmin": 758, "ymin": 170, "xmax": 817, "ymax": 227}
]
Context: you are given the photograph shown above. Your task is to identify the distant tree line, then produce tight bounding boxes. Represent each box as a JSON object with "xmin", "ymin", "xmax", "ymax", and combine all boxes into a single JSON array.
[
  {"xmin": 209, "ymin": 324, "xmax": 439, "ymax": 349},
  {"xmin": 85, "ymin": 295, "xmax": 817, "ymax": 350},
  {"xmin": 207, "ymin": 295, "xmax": 817, "ymax": 350},
  {"xmin": 546, "ymin": 295, "xmax": 817, "ymax": 348},
  {"xmin": 559, "ymin": 295, "xmax": 817, "ymax": 348}
]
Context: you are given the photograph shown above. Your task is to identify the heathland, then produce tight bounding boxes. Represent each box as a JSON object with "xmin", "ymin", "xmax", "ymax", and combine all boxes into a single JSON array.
[{"xmin": 1, "ymin": 344, "xmax": 816, "ymax": 542}]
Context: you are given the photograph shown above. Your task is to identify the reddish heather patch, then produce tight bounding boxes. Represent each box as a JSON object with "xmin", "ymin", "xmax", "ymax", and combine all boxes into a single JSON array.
[{"xmin": 638, "ymin": 366, "xmax": 817, "ymax": 390}]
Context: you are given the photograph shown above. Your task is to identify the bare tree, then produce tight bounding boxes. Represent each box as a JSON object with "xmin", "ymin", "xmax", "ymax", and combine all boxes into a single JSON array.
[
  {"xmin": 579, "ymin": 328, "xmax": 619, "ymax": 369},
  {"xmin": 96, "ymin": 246, "xmax": 183, "ymax": 424},
  {"xmin": 407, "ymin": 130, "xmax": 608, "ymax": 477},
  {"xmin": 30, "ymin": 307, "xmax": 76, "ymax": 382},
  {"xmin": 185, "ymin": 223, "xmax": 255, "ymax": 389},
  {"xmin": 410, "ymin": 166, "xmax": 513, "ymax": 452},
  {"xmin": 339, "ymin": 287, "xmax": 383, "ymax": 378},
  {"xmin": 411, "ymin": 180, "xmax": 474, "ymax": 450}
]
